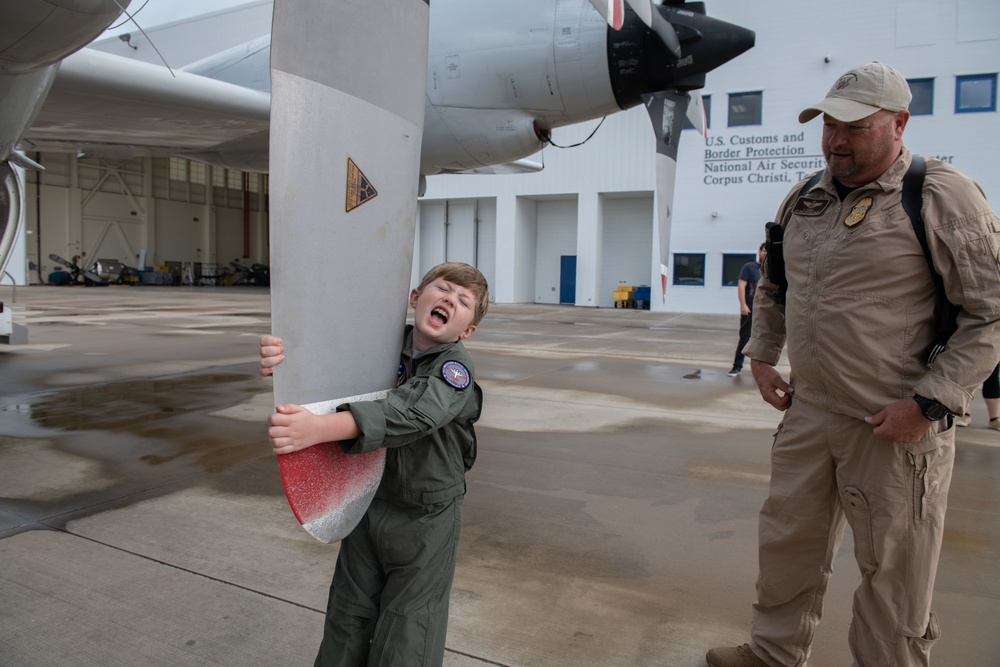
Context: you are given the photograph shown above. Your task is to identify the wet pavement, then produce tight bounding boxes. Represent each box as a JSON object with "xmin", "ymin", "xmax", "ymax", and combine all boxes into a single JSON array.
[{"xmin": 0, "ymin": 286, "xmax": 997, "ymax": 666}]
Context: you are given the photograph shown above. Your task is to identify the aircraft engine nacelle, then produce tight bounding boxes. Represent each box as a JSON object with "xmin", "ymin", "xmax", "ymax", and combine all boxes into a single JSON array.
[
  {"xmin": 0, "ymin": 1, "xmax": 131, "ymax": 283},
  {"xmin": 0, "ymin": 0, "xmax": 131, "ymax": 73},
  {"xmin": 421, "ymin": 0, "xmax": 619, "ymax": 174},
  {"xmin": 420, "ymin": 106, "xmax": 545, "ymax": 175},
  {"xmin": 419, "ymin": 0, "xmax": 752, "ymax": 175}
]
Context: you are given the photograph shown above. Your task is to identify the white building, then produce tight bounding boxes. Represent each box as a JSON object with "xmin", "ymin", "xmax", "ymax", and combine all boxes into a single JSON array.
[
  {"xmin": 8, "ymin": 0, "xmax": 999, "ymax": 315},
  {"xmin": 418, "ymin": 0, "xmax": 1000, "ymax": 313}
]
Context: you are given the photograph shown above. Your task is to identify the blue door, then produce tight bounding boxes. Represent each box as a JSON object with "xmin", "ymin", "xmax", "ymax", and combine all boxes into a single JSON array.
[{"xmin": 559, "ymin": 255, "xmax": 576, "ymax": 304}]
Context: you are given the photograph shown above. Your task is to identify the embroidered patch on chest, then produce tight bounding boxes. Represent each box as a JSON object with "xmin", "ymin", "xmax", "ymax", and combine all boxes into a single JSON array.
[
  {"xmin": 844, "ymin": 197, "xmax": 874, "ymax": 227},
  {"xmin": 441, "ymin": 361, "xmax": 471, "ymax": 389},
  {"xmin": 792, "ymin": 197, "xmax": 831, "ymax": 216}
]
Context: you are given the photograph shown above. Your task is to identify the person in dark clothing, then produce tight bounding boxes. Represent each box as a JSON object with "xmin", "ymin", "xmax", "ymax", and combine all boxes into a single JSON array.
[
  {"xmin": 956, "ymin": 363, "xmax": 1000, "ymax": 429},
  {"xmin": 728, "ymin": 243, "xmax": 766, "ymax": 377},
  {"xmin": 260, "ymin": 262, "xmax": 489, "ymax": 667}
]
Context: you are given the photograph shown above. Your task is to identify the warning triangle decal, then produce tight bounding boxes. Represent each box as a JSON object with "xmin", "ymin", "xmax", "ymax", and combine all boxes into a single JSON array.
[{"xmin": 345, "ymin": 158, "xmax": 378, "ymax": 212}]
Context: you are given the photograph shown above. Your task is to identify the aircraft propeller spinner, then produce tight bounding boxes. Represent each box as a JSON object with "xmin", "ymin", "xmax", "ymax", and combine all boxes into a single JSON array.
[{"xmin": 593, "ymin": 1, "xmax": 754, "ymax": 299}]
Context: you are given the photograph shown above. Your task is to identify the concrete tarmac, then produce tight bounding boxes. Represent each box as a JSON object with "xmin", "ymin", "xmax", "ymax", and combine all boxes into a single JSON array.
[{"xmin": 1, "ymin": 286, "xmax": 997, "ymax": 666}]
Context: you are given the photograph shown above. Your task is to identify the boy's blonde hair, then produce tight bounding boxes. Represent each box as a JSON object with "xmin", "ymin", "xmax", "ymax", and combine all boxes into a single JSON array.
[{"xmin": 416, "ymin": 262, "xmax": 490, "ymax": 327}]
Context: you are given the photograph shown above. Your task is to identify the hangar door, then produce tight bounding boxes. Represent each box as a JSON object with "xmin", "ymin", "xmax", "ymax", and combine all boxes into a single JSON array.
[
  {"xmin": 600, "ymin": 196, "xmax": 653, "ymax": 308},
  {"xmin": 534, "ymin": 199, "xmax": 577, "ymax": 304},
  {"xmin": 416, "ymin": 199, "xmax": 496, "ymax": 299}
]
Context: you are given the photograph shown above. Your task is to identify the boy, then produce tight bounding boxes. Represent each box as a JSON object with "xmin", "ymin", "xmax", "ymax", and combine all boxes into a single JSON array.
[{"xmin": 260, "ymin": 262, "xmax": 489, "ymax": 667}]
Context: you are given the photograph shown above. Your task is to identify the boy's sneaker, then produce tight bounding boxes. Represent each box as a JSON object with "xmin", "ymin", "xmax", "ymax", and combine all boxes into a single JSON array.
[
  {"xmin": 956, "ymin": 413, "xmax": 972, "ymax": 427},
  {"xmin": 727, "ymin": 366, "xmax": 742, "ymax": 377},
  {"xmin": 990, "ymin": 418, "xmax": 1000, "ymax": 432},
  {"xmin": 706, "ymin": 644, "xmax": 769, "ymax": 667}
]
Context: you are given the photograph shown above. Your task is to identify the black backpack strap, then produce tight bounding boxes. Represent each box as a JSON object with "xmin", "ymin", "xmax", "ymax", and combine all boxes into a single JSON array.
[
  {"xmin": 905, "ymin": 156, "xmax": 930, "ymax": 269},
  {"xmin": 765, "ymin": 171, "xmax": 823, "ymax": 305},
  {"xmin": 904, "ymin": 155, "xmax": 960, "ymax": 364},
  {"xmin": 799, "ymin": 170, "xmax": 823, "ymax": 198}
]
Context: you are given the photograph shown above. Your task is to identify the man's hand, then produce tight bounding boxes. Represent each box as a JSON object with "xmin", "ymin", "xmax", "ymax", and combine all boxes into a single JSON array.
[
  {"xmin": 750, "ymin": 359, "xmax": 794, "ymax": 411},
  {"xmin": 259, "ymin": 335, "xmax": 284, "ymax": 376},
  {"xmin": 866, "ymin": 398, "xmax": 934, "ymax": 443}
]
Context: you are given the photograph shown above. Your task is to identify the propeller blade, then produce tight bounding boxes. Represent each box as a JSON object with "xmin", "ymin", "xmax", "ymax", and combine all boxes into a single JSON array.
[
  {"xmin": 47, "ymin": 252, "xmax": 104, "ymax": 283},
  {"xmin": 685, "ymin": 92, "xmax": 706, "ymax": 137},
  {"xmin": 48, "ymin": 253, "xmax": 74, "ymax": 269},
  {"xmin": 637, "ymin": 1, "xmax": 683, "ymax": 58},
  {"xmin": 625, "ymin": 0, "xmax": 654, "ymax": 27},
  {"xmin": 589, "ymin": 0, "xmax": 682, "ymax": 59},
  {"xmin": 269, "ymin": 0, "xmax": 429, "ymax": 543},
  {"xmin": 641, "ymin": 90, "xmax": 690, "ymax": 299},
  {"xmin": 81, "ymin": 268, "xmax": 104, "ymax": 283},
  {"xmin": 616, "ymin": 0, "xmax": 681, "ymax": 58},
  {"xmin": 588, "ymin": 0, "xmax": 625, "ymax": 30}
]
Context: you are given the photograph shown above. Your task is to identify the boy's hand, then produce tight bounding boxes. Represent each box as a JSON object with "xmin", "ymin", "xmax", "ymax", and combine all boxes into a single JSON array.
[
  {"xmin": 259, "ymin": 335, "xmax": 285, "ymax": 376},
  {"xmin": 268, "ymin": 404, "xmax": 324, "ymax": 455}
]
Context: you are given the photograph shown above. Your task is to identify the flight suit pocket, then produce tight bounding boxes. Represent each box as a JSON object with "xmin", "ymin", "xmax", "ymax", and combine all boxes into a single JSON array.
[
  {"xmin": 901, "ymin": 415, "xmax": 954, "ymax": 456},
  {"xmin": 906, "ymin": 611, "xmax": 941, "ymax": 663},
  {"xmin": 954, "ymin": 232, "xmax": 1000, "ymax": 309},
  {"xmin": 842, "ymin": 487, "xmax": 878, "ymax": 575},
  {"xmin": 769, "ymin": 419, "xmax": 785, "ymax": 451}
]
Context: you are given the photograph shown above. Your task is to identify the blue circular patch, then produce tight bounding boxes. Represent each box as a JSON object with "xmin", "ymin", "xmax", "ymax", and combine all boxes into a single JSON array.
[{"xmin": 441, "ymin": 361, "xmax": 471, "ymax": 389}]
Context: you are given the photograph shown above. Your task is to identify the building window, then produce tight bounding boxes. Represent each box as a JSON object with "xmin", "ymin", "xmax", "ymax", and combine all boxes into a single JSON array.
[
  {"xmin": 673, "ymin": 253, "xmax": 705, "ymax": 286},
  {"xmin": 956, "ymin": 74, "xmax": 997, "ymax": 113},
  {"xmin": 190, "ymin": 162, "xmax": 206, "ymax": 185},
  {"xmin": 722, "ymin": 254, "xmax": 755, "ymax": 286},
  {"xmin": 908, "ymin": 78, "xmax": 934, "ymax": 116},
  {"xmin": 169, "ymin": 157, "xmax": 187, "ymax": 182},
  {"xmin": 728, "ymin": 91, "xmax": 762, "ymax": 126},
  {"xmin": 683, "ymin": 94, "xmax": 711, "ymax": 130}
]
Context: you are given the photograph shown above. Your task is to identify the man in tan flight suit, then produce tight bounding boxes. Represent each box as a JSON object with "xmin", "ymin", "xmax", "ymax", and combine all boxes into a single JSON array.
[{"xmin": 707, "ymin": 63, "xmax": 1000, "ymax": 666}]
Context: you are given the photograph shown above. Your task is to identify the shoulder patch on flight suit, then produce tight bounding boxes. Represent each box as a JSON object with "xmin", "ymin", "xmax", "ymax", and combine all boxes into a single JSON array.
[
  {"xmin": 441, "ymin": 361, "xmax": 471, "ymax": 389},
  {"xmin": 793, "ymin": 197, "xmax": 831, "ymax": 216}
]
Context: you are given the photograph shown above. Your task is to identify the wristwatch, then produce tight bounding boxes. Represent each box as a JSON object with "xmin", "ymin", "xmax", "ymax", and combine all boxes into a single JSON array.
[{"xmin": 913, "ymin": 395, "xmax": 949, "ymax": 421}]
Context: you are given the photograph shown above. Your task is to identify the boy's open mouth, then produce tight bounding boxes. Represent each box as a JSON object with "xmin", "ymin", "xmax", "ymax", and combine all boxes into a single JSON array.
[{"xmin": 431, "ymin": 307, "xmax": 449, "ymax": 324}]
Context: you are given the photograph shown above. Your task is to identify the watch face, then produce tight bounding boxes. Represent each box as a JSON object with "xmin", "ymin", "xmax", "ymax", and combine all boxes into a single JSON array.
[
  {"xmin": 927, "ymin": 403, "xmax": 948, "ymax": 420},
  {"xmin": 916, "ymin": 396, "xmax": 948, "ymax": 420}
]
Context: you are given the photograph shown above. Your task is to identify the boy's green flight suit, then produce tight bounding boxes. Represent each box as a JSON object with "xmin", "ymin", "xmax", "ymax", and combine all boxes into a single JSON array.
[{"xmin": 315, "ymin": 325, "xmax": 482, "ymax": 667}]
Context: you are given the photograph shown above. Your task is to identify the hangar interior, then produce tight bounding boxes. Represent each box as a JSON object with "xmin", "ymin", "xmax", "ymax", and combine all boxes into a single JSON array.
[{"xmin": 22, "ymin": 154, "xmax": 268, "ymax": 287}]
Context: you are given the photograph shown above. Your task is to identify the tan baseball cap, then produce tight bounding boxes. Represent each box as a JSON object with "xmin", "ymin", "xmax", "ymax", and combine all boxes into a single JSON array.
[{"xmin": 799, "ymin": 62, "xmax": 911, "ymax": 123}]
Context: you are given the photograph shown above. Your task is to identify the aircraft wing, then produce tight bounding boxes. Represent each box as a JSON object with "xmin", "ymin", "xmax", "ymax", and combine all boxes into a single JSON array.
[{"xmin": 21, "ymin": 49, "xmax": 270, "ymax": 171}]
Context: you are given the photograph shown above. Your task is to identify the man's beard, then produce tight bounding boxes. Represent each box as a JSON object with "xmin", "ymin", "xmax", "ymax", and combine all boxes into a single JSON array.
[{"xmin": 824, "ymin": 124, "xmax": 895, "ymax": 185}]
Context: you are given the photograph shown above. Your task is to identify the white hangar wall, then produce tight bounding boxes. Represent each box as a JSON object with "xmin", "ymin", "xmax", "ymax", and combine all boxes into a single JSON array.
[{"xmin": 420, "ymin": 0, "xmax": 1000, "ymax": 314}]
